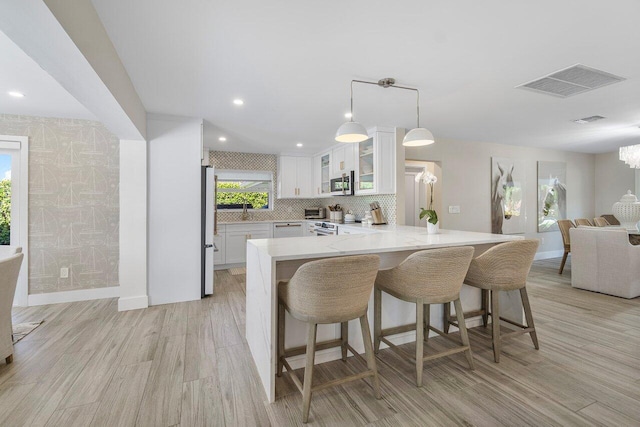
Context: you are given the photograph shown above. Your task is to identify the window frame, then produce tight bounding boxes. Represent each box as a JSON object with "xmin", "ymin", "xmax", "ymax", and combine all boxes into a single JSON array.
[{"xmin": 215, "ymin": 169, "xmax": 274, "ymax": 212}]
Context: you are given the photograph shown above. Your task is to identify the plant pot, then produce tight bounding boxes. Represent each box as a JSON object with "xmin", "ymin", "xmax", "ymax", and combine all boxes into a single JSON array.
[{"xmin": 427, "ymin": 222, "xmax": 440, "ymax": 234}]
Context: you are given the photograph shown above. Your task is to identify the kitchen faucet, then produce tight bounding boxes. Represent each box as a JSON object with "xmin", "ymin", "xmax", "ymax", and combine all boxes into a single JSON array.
[{"xmin": 241, "ymin": 201, "xmax": 249, "ymax": 221}]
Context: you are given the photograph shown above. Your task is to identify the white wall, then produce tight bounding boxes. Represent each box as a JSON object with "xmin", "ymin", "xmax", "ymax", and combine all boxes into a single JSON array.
[
  {"xmin": 148, "ymin": 115, "xmax": 203, "ymax": 305},
  {"xmin": 407, "ymin": 138, "xmax": 595, "ymax": 256},
  {"xmin": 594, "ymin": 150, "xmax": 635, "ymax": 216}
]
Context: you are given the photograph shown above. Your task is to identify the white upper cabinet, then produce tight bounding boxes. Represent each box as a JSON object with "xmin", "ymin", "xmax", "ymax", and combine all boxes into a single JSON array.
[
  {"xmin": 278, "ymin": 156, "xmax": 312, "ymax": 198},
  {"xmin": 331, "ymin": 144, "xmax": 355, "ymax": 178},
  {"xmin": 355, "ymin": 127, "xmax": 396, "ymax": 195},
  {"xmin": 313, "ymin": 150, "xmax": 332, "ymax": 197}
]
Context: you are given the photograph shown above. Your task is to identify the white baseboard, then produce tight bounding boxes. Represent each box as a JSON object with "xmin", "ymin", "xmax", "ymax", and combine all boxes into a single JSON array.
[
  {"xmin": 285, "ymin": 317, "xmax": 483, "ymax": 370},
  {"xmin": 534, "ymin": 250, "xmax": 565, "ymax": 260},
  {"xmin": 118, "ymin": 295, "xmax": 149, "ymax": 311},
  {"xmin": 28, "ymin": 286, "xmax": 120, "ymax": 306}
]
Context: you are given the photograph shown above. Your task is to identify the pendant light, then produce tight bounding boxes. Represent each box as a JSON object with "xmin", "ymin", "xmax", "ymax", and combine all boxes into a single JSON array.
[
  {"xmin": 403, "ymin": 88, "xmax": 435, "ymax": 146},
  {"xmin": 335, "ymin": 78, "xmax": 435, "ymax": 146},
  {"xmin": 335, "ymin": 81, "xmax": 368, "ymax": 143}
]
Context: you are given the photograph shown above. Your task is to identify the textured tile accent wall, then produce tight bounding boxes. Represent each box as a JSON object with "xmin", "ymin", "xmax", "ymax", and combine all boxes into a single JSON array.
[
  {"xmin": 0, "ymin": 115, "xmax": 119, "ymax": 294},
  {"xmin": 210, "ymin": 151, "xmax": 396, "ymax": 224}
]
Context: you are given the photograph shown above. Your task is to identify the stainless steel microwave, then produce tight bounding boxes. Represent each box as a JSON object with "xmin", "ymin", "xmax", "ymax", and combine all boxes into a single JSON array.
[{"xmin": 330, "ymin": 171, "xmax": 355, "ymax": 196}]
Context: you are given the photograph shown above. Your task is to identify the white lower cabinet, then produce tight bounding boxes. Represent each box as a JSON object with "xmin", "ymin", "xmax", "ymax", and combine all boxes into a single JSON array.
[{"xmin": 222, "ymin": 223, "xmax": 272, "ymax": 265}]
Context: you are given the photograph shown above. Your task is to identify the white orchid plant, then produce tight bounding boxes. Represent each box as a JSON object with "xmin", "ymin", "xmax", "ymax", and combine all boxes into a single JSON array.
[{"xmin": 416, "ymin": 170, "xmax": 438, "ymax": 225}]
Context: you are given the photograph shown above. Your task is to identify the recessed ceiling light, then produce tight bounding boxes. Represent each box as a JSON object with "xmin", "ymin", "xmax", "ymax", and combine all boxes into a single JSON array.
[
  {"xmin": 219, "ymin": 137, "xmax": 227, "ymax": 142},
  {"xmin": 344, "ymin": 112, "xmax": 352, "ymax": 118},
  {"xmin": 8, "ymin": 91, "xmax": 24, "ymax": 98},
  {"xmin": 233, "ymin": 99, "xmax": 244, "ymax": 106},
  {"xmin": 296, "ymin": 143, "xmax": 303, "ymax": 147}
]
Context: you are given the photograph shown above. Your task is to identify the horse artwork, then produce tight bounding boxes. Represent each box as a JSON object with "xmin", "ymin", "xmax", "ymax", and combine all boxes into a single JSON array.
[
  {"xmin": 491, "ymin": 157, "xmax": 525, "ymax": 234},
  {"xmin": 537, "ymin": 161, "xmax": 567, "ymax": 232}
]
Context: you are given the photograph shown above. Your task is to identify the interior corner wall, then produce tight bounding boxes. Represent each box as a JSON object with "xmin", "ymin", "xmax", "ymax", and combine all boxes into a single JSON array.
[
  {"xmin": 594, "ymin": 150, "xmax": 635, "ymax": 215},
  {"xmin": 406, "ymin": 138, "xmax": 596, "ymax": 256},
  {"xmin": 0, "ymin": 114, "xmax": 119, "ymax": 294},
  {"xmin": 148, "ymin": 115, "xmax": 202, "ymax": 305}
]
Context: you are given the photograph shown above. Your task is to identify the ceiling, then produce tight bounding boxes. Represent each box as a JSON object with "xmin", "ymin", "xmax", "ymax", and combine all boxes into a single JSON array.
[
  {"xmin": 8, "ymin": 1, "xmax": 640, "ymax": 155},
  {"xmin": 0, "ymin": 30, "xmax": 96, "ymax": 121}
]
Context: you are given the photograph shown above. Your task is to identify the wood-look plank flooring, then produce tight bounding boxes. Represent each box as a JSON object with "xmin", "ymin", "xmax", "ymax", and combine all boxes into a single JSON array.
[{"xmin": 1, "ymin": 258, "xmax": 639, "ymax": 426}]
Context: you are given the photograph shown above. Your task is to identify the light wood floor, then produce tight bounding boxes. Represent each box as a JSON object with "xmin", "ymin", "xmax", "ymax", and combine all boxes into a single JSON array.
[{"xmin": 2, "ymin": 258, "xmax": 639, "ymax": 426}]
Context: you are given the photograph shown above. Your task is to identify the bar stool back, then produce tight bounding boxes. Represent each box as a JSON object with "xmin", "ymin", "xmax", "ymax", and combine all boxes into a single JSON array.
[
  {"xmin": 277, "ymin": 255, "xmax": 381, "ymax": 423},
  {"xmin": 445, "ymin": 239, "xmax": 539, "ymax": 363},
  {"xmin": 373, "ymin": 246, "xmax": 475, "ymax": 387}
]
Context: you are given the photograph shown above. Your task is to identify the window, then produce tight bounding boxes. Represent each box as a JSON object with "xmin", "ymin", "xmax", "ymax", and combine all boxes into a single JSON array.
[{"xmin": 216, "ymin": 169, "xmax": 273, "ymax": 210}]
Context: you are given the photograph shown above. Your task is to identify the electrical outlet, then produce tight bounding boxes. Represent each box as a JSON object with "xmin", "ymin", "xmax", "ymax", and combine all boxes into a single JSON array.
[
  {"xmin": 540, "ymin": 237, "xmax": 545, "ymax": 245},
  {"xmin": 60, "ymin": 267, "xmax": 69, "ymax": 279},
  {"xmin": 448, "ymin": 205, "xmax": 461, "ymax": 214}
]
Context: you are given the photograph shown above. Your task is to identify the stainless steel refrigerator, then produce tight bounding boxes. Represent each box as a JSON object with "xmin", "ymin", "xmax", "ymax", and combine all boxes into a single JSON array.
[{"xmin": 201, "ymin": 166, "xmax": 217, "ymax": 297}]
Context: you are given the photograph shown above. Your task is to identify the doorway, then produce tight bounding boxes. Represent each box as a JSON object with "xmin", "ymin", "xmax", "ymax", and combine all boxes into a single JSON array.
[
  {"xmin": 405, "ymin": 160, "xmax": 441, "ymax": 227},
  {"xmin": 0, "ymin": 136, "xmax": 29, "ymax": 306}
]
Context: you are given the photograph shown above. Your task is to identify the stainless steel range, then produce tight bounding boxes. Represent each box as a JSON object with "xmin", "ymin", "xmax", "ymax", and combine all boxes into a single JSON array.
[{"xmin": 313, "ymin": 222, "xmax": 338, "ymax": 236}]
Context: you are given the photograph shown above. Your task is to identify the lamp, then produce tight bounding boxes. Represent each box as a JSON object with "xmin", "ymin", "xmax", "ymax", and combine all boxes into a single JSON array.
[
  {"xmin": 335, "ymin": 78, "xmax": 435, "ymax": 146},
  {"xmin": 620, "ymin": 144, "xmax": 640, "ymax": 168}
]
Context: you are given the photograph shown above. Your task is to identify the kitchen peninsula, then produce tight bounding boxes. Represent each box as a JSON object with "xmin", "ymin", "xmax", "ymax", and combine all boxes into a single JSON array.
[{"xmin": 246, "ymin": 226, "xmax": 523, "ymax": 401}]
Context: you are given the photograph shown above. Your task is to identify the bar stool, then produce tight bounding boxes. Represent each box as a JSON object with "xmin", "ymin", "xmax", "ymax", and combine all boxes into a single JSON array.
[
  {"xmin": 444, "ymin": 239, "xmax": 539, "ymax": 363},
  {"xmin": 373, "ymin": 246, "xmax": 475, "ymax": 387},
  {"xmin": 277, "ymin": 255, "xmax": 381, "ymax": 424}
]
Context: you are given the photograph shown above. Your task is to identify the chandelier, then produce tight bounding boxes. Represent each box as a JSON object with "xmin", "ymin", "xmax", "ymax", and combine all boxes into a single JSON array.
[{"xmin": 620, "ymin": 144, "xmax": 640, "ymax": 168}]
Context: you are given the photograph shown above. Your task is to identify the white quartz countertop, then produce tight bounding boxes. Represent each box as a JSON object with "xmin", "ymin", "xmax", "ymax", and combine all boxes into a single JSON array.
[
  {"xmin": 248, "ymin": 226, "xmax": 523, "ymax": 261},
  {"xmin": 219, "ymin": 219, "xmax": 308, "ymax": 225}
]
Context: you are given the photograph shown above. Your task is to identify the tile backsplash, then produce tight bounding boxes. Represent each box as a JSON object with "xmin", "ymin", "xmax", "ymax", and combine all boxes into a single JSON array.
[{"xmin": 210, "ymin": 150, "xmax": 396, "ymax": 224}]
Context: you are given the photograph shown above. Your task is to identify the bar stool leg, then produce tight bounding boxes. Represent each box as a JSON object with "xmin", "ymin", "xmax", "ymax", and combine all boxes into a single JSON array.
[
  {"xmin": 482, "ymin": 289, "xmax": 489, "ymax": 327},
  {"xmin": 442, "ymin": 302, "xmax": 450, "ymax": 334},
  {"xmin": 423, "ymin": 304, "xmax": 430, "ymax": 342},
  {"xmin": 359, "ymin": 312, "xmax": 381, "ymax": 399},
  {"xmin": 491, "ymin": 290, "xmax": 501, "ymax": 363},
  {"xmin": 520, "ymin": 288, "xmax": 539, "ymax": 350},
  {"xmin": 277, "ymin": 302, "xmax": 285, "ymax": 377},
  {"xmin": 454, "ymin": 298, "xmax": 475, "ymax": 370},
  {"xmin": 341, "ymin": 322, "xmax": 349, "ymax": 361},
  {"xmin": 302, "ymin": 323, "xmax": 317, "ymax": 423},
  {"xmin": 374, "ymin": 288, "xmax": 382, "ymax": 354},
  {"xmin": 415, "ymin": 298, "xmax": 424, "ymax": 387}
]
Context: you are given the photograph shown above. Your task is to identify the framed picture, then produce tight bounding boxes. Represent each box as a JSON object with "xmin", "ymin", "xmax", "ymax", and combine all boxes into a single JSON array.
[
  {"xmin": 491, "ymin": 157, "xmax": 525, "ymax": 234},
  {"xmin": 537, "ymin": 161, "xmax": 566, "ymax": 232}
]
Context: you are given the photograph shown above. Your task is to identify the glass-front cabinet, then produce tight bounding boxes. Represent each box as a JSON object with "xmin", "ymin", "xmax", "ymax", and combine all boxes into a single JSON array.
[
  {"xmin": 358, "ymin": 137, "xmax": 375, "ymax": 193},
  {"xmin": 313, "ymin": 150, "xmax": 332, "ymax": 196},
  {"xmin": 355, "ymin": 127, "xmax": 396, "ymax": 195}
]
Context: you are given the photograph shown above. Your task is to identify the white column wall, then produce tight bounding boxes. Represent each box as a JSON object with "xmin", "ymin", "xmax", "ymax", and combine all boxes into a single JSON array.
[
  {"xmin": 147, "ymin": 115, "xmax": 203, "ymax": 305},
  {"xmin": 118, "ymin": 139, "xmax": 149, "ymax": 311}
]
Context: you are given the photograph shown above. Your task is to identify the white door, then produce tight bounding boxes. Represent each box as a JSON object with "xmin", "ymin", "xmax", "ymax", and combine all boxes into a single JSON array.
[
  {"xmin": 0, "ymin": 136, "xmax": 28, "ymax": 306},
  {"xmin": 204, "ymin": 167, "xmax": 215, "ymax": 295}
]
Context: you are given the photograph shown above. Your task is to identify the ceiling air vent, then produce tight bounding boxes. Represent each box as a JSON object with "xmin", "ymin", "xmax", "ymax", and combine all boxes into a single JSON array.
[
  {"xmin": 517, "ymin": 64, "xmax": 625, "ymax": 98},
  {"xmin": 572, "ymin": 115, "xmax": 606, "ymax": 124}
]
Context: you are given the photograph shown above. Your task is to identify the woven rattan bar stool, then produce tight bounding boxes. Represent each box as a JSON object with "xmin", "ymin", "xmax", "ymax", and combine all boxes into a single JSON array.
[
  {"xmin": 444, "ymin": 239, "xmax": 540, "ymax": 363},
  {"xmin": 373, "ymin": 247, "xmax": 475, "ymax": 387},
  {"xmin": 277, "ymin": 255, "xmax": 381, "ymax": 423}
]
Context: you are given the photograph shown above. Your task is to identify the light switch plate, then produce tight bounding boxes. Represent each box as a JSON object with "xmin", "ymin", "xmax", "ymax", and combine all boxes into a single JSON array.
[
  {"xmin": 60, "ymin": 267, "xmax": 69, "ymax": 279},
  {"xmin": 448, "ymin": 205, "xmax": 461, "ymax": 214}
]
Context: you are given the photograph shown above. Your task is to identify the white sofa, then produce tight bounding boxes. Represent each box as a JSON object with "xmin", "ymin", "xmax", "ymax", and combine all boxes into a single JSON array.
[{"xmin": 570, "ymin": 227, "xmax": 640, "ymax": 298}]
